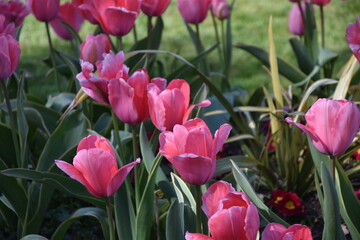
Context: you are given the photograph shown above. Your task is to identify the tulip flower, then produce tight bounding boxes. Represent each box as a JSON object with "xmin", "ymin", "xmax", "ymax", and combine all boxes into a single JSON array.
[
  {"xmin": 141, "ymin": 0, "xmax": 171, "ymax": 17},
  {"xmin": 261, "ymin": 223, "xmax": 313, "ymax": 240},
  {"xmin": 288, "ymin": 3, "xmax": 305, "ymax": 36},
  {"xmin": 346, "ymin": 16, "xmax": 360, "ymax": 63},
  {"xmin": 267, "ymin": 190, "xmax": 305, "ymax": 216},
  {"xmin": 73, "ymin": 0, "xmax": 98, "ymax": 24},
  {"xmin": 0, "ymin": 34, "xmax": 21, "ymax": 81},
  {"xmin": 27, "ymin": 0, "xmax": 60, "ymax": 22},
  {"xmin": 76, "ymin": 51, "xmax": 129, "ymax": 105},
  {"xmin": 312, "ymin": 0, "xmax": 331, "ymax": 6},
  {"xmin": 211, "ymin": 0, "xmax": 231, "ymax": 20},
  {"xmin": 286, "ymin": 98, "xmax": 360, "ymax": 156},
  {"xmin": 0, "ymin": 0, "xmax": 29, "ymax": 27},
  {"xmin": 79, "ymin": 34, "xmax": 111, "ymax": 65},
  {"xmin": 159, "ymin": 118, "xmax": 231, "ymax": 185},
  {"xmin": 50, "ymin": 2, "xmax": 84, "ymax": 40},
  {"xmin": 147, "ymin": 79, "xmax": 211, "ymax": 131},
  {"xmin": 109, "ymin": 69, "xmax": 158, "ymax": 124},
  {"xmin": 186, "ymin": 181, "xmax": 260, "ymax": 240},
  {"xmin": 177, "ymin": 0, "xmax": 212, "ymax": 24},
  {"xmin": 0, "ymin": 15, "xmax": 15, "ymax": 36},
  {"xmin": 55, "ymin": 135, "xmax": 140, "ymax": 197},
  {"xmin": 78, "ymin": 0, "xmax": 141, "ymax": 36}
]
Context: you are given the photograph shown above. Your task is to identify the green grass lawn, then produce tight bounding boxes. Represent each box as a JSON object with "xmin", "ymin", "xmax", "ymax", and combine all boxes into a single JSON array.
[{"xmin": 19, "ymin": 0, "xmax": 360, "ymax": 100}]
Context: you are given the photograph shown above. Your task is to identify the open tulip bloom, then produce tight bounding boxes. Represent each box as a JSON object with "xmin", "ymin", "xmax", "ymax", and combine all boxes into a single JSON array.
[
  {"xmin": 261, "ymin": 223, "xmax": 313, "ymax": 240},
  {"xmin": 286, "ymin": 98, "xmax": 360, "ymax": 156},
  {"xmin": 55, "ymin": 135, "xmax": 140, "ymax": 197}
]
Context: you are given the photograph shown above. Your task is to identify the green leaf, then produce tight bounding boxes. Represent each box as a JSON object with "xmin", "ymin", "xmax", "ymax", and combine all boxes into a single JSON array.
[
  {"xmin": 306, "ymin": 136, "xmax": 330, "ymax": 174},
  {"xmin": 289, "ymin": 37, "xmax": 315, "ymax": 75},
  {"xmin": 115, "ymin": 184, "xmax": 135, "ymax": 240},
  {"xmin": 333, "ymin": 56, "xmax": 359, "ymax": 100},
  {"xmin": 17, "ymin": 76, "xmax": 29, "ymax": 169},
  {"xmin": 51, "ymin": 207, "xmax": 109, "ymax": 240},
  {"xmin": 166, "ymin": 199, "xmax": 185, "ymax": 240},
  {"xmin": 321, "ymin": 163, "xmax": 345, "ymax": 240},
  {"xmin": 231, "ymin": 160, "xmax": 289, "ymax": 226},
  {"xmin": 0, "ymin": 123, "xmax": 16, "ymax": 167},
  {"xmin": 215, "ymin": 156, "xmax": 257, "ymax": 176}
]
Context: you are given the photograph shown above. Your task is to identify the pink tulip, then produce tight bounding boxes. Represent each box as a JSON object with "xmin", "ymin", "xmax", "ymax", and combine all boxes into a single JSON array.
[
  {"xmin": 27, "ymin": 0, "xmax": 60, "ymax": 22},
  {"xmin": 346, "ymin": 16, "xmax": 360, "ymax": 63},
  {"xmin": 0, "ymin": 15, "xmax": 16, "ymax": 36},
  {"xmin": 80, "ymin": 34, "xmax": 112, "ymax": 65},
  {"xmin": 262, "ymin": 223, "xmax": 313, "ymax": 240},
  {"xmin": 312, "ymin": 0, "xmax": 331, "ymax": 6},
  {"xmin": 55, "ymin": 135, "xmax": 140, "ymax": 197},
  {"xmin": 186, "ymin": 181, "xmax": 260, "ymax": 240},
  {"xmin": 0, "ymin": 0, "xmax": 29, "ymax": 27},
  {"xmin": 211, "ymin": 0, "xmax": 231, "ymax": 20},
  {"xmin": 78, "ymin": 0, "xmax": 141, "ymax": 36},
  {"xmin": 147, "ymin": 79, "xmax": 211, "ymax": 131},
  {"xmin": 73, "ymin": 0, "xmax": 98, "ymax": 24},
  {"xmin": 141, "ymin": 0, "xmax": 171, "ymax": 17},
  {"xmin": 50, "ymin": 2, "xmax": 84, "ymax": 40},
  {"xmin": 0, "ymin": 34, "xmax": 21, "ymax": 81},
  {"xmin": 109, "ymin": 69, "xmax": 159, "ymax": 124},
  {"xmin": 288, "ymin": 3, "xmax": 305, "ymax": 36},
  {"xmin": 159, "ymin": 119, "xmax": 231, "ymax": 185},
  {"xmin": 286, "ymin": 98, "xmax": 360, "ymax": 156},
  {"xmin": 76, "ymin": 51, "xmax": 129, "ymax": 105},
  {"xmin": 177, "ymin": 0, "xmax": 212, "ymax": 24}
]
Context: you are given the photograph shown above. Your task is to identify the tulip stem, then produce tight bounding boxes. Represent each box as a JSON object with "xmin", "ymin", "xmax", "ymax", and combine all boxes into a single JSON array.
[
  {"xmin": 330, "ymin": 155, "xmax": 336, "ymax": 183},
  {"xmin": 111, "ymin": 111, "xmax": 125, "ymax": 166},
  {"xmin": 133, "ymin": 23, "xmax": 138, "ymax": 43},
  {"xmin": 132, "ymin": 124, "xmax": 140, "ymax": 209},
  {"xmin": 45, "ymin": 22, "xmax": 60, "ymax": 92},
  {"xmin": 210, "ymin": 10, "xmax": 224, "ymax": 70},
  {"xmin": 117, "ymin": 36, "xmax": 123, "ymax": 51},
  {"xmin": 105, "ymin": 197, "xmax": 116, "ymax": 240},
  {"xmin": 320, "ymin": 6, "xmax": 325, "ymax": 48},
  {"xmin": 0, "ymin": 79, "xmax": 21, "ymax": 167},
  {"xmin": 195, "ymin": 185, "xmax": 203, "ymax": 234},
  {"xmin": 297, "ymin": 2, "xmax": 306, "ymax": 35}
]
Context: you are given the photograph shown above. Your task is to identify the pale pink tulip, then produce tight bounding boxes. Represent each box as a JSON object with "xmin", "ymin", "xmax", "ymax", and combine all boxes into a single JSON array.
[
  {"xmin": 55, "ymin": 135, "xmax": 140, "ymax": 197},
  {"xmin": 27, "ymin": 0, "xmax": 60, "ymax": 22},
  {"xmin": 80, "ymin": 34, "xmax": 112, "ymax": 65},
  {"xmin": 186, "ymin": 181, "xmax": 260, "ymax": 240},
  {"xmin": 177, "ymin": 0, "xmax": 212, "ymax": 24},
  {"xmin": 50, "ymin": 2, "xmax": 84, "ymax": 40},
  {"xmin": 147, "ymin": 79, "xmax": 211, "ymax": 131},
  {"xmin": 288, "ymin": 3, "xmax": 305, "ymax": 36},
  {"xmin": 76, "ymin": 51, "xmax": 129, "ymax": 105},
  {"xmin": 211, "ymin": 0, "xmax": 230, "ymax": 20},
  {"xmin": 346, "ymin": 16, "xmax": 360, "ymax": 63},
  {"xmin": 159, "ymin": 119, "xmax": 231, "ymax": 185},
  {"xmin": 286, "ymin": 98, "xmax": 360, "ymax": 156},
  {"xmin": 261, "ymin": 223, "xmax": 313, "ymax": 240},
  {"xmin": 0, "ymin": 34, "xmax": 21, "ymax": 80},
  {"xmin": 141, "ymin": 0, "xmax": 171, "ymax": 17}
]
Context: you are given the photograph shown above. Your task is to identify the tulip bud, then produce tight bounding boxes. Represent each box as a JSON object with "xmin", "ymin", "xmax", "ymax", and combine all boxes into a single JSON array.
[
  {"xmin": 0, "ymin": 34, "xmax": 21, "ymax": 81},
  {"xmin": 288, "ymin": 3, "xmax": 305, "ymax": 36},
  {"xmin": 262, "ymin": 223, "xmax": 313, "ymax": 240},
  {"xmin": 177, "ymin": 0, "xmax": 212, "ymax": 24},
  {"xmin": 27, "ymin": 0, "xmax": 60, "ymax": 22},
  {"xmin": 141, "ymin": 0, "xmax": 171, "ymax": 17},
  {"xmin": 212, "ymin": 0, "xmax": 231, "ymax": 20},
  {"xmin": 346, "ymin": 16, "xmax": 360, "ymax": 63},
  {"xmin": 312, "ymin": 0, "xmax": 331, "ymax": 6},
  {"xmin": 80, "ymin": 34, "xmax": 112, "ymax": 65}
]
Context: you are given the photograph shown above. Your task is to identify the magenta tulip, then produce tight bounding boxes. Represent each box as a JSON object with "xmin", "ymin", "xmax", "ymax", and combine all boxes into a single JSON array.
[
  {"xmin": 80, "ymin": 34, "xmax": 112, "ymax": 65},
  {"xmin": 76, "ymin": 51, "xmax": 129, "ymax": 105},
  {"xmin": 186, "ymin": 181, "xmax": 260, "ymax": 240},
  {"xmin": 177, "ymin": 0, "xmax": 212, "ymax": 24},
  {"xmin": 159, "ymin": 118, "xmax": 231, "ymax": 185},
  {"xmin": 286, "ymin": 98, "xmax": 360, "ymax": 156},
  {"xmin": 55, "ymin": 135, "xmax": 140, "ymax": 197},
  {"xmin": 0, "ymin": 15, "xmax": 15, "ymax": 36},
  {"xmin": 147, "ymin": 79, "xmax": 211, "ymax": 131},
  {"xmin": 211, "ymin": 0, "xmax": 231, "ymax": 20},
  {"xmin": 78, "ymin": 0, "xmax": 141, "ymax": 36},
  {"xmin": 312, "ymin": 0, "xmax": 331, "ymax": 6},
  {"xmin": 73, "ymin": 0, "xmax": 98, "ymax": 24},
  {"xmin": 288, "ymin": 3, "xmax": 305, "ymax": 36},
  {"xmin": 50, "ymin": 2, "xmax": 84, "ymax": 40},
  {"xmin": 27, "ymin": 0, "xmax": 60, "ymax": 22},
  {"xmin": 0, "ymin": 0, "xmax": 29, "ymax": 27},
  {"xmin": 0, "ymin": 34, "xmax": 21, "ymax": 81},
  {"xmin": 346, "ymin": 16, "xmax": 360, "ymax": 63},
  {"xmin": 141, "ymin": 0, "xmax": 171, "ymax": 17},
  {"xmin": 261, "ymin": 223, "xmax": 313, "ymax": 240}
]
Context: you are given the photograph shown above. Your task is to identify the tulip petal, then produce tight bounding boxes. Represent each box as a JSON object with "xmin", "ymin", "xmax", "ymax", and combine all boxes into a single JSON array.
[
  {"xmin": 172, "ymin": 154, "xmax": 213, "ymax": 185},
  {"xmin": 160, "ymin": 88, "xmax": 187, "ymax": 131},
  {"xmin": 148, "ymin": 84, "xmax": 167, "ymax": 131},
  {"xmin": 283, "ymin": 224, "xmax": 313, "ymax": 240},
  {"xmin": 159, "ymin": 131, "xmax": 178, "ymax": 163},
  {"xmin": 185, "ymin": 232, "xmax": 213, "ymax": 240},
  {"xmin": 212, "ymin": 123, "xmax": 232, "ymax": 158},
  {"xmin": 102, "ymin": 7, "xmax": 138, "ymax": 36},
  {"xmin": 167, "ymin": 79, "xmax": 190, "ymax": 106},
  {"xmin": 261, "ymin": 223, "xmax": 287, "ymax": 240},
  {"xmin": 182, "ymin": 99, "xmax": 211, "ymax": 124},
  {"xmin": 346, "ymin": 16, "xmax": 360, "ymax": 63},
  {"xmin": 202, "ymin": 181, "xmax": 235, "ymax": 218},
  {"xmin": 77, "ymin": 135, "xmax": 115, "ymax": 157},
  {"xmin": 185, "ymin": 125, "xmax": 213, "ymax": 157},
  {"xmin": 107, "ymin": 158, "xmax": 140, "ymax": 196}
]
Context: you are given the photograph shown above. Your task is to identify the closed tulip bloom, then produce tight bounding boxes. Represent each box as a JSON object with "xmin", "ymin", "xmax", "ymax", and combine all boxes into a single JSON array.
[
  {"xmin": 109, "ymin": 69, "xmax": 157, "ymax": 124},
  {"xmin": 286, "ymin": 98, "xmax": 360, "ymax": 156},
  {"xmin": 288, "ymin": 3, "xmax": 305, "ymax": 36},
  {"xmin": 212, "ymin": 0, "xmax": 230, "ymax": 20},
  {"xmin": 346, "ymin": 16, "xmax": 360, "ymax": 63},
  {"xmin": 148, "ymin": 79, "xmax": 211, "ymax": 131},
  {"xmin": 0, "ymin": 0, "xmax": 29, "ymax": 27},
  {"xmin": 0, "ymin": 34, "xmax": 21, "ymax": 81},
  {"xmin": 80, "ymin": 34, "xmax": 111, "ymax": 65},
  {"xmin": 79, "ymin": 0, "xmax": 141, "ymax": 36},
  {"xmin": 159, "ymin": 118, "xmax": 231, "ymax": 185},
  {"xmin": 262, "ymin": 223, "xmax": 313, "ymax": 240},
  {"xmin": 27, "ymin": 0, "xmax": 60, "ymax": 22},
  {"xmin": 312, "ymin": 0, "xmax": 331, "ymax": 6},
  {"xmin": 50, "ymin": 2, "xmax": 84, "ymax": 40},
  {"xmin": 73, "ymin": 0, "xmax": 98, "ymax": 24},
  {"xmin": 55, "ymin": 135, "xmax": 140, "ymax": 197},
  {"xmin": 76, "ymin": 51, "xmax": 129, "ymax": 105},
  {"xmin": 0, "ymin": 15, "xmax": 16, "ymax": 36},
  {"xmin": 141, "ymin": 0, "xmax": 171, "ymax": 17},
  {"xmin": 186, "ymin": 181, "xmax": 260, "ymax": 240},
  {"xmin": 177, "ymin": 0, "xmax": 212, "ymax": 24}
]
